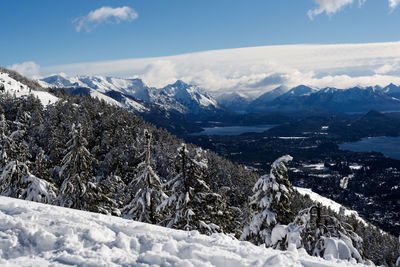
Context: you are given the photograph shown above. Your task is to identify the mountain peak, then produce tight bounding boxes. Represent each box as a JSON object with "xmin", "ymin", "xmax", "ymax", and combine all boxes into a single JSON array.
[{"xmin": 171, "ymin": 79, "xmax": 190, "ymax": 88}]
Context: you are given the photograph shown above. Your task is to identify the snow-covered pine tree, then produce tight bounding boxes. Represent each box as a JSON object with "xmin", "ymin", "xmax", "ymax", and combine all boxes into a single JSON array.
[
  {"xmin": 55, "ymin": 123, "xmax": 92, "ymax": 209},
  {"xmin": 122, "ymin": 129, "xmax": 167, "ymax": 224},
  {"xmin": 0, "ymin": 113, "xmax": 9, "ymax": 168},
  {"xmin": 31, "ymin": 148, "xmax": 52, "ymax": 182},
  {"xmin": 268, "ymin": 203, "xmax": 366, "ymax": 262},
  {"xmin": 20, "ymin": 172, "xmax": 57, "ymax": 204},
  {"xmin": 55, "ymin": 123, "xmax": 118, "ymax": 214},
  {"xmin": 158, "ymin": 144, "xmax": 223, "ymax": 235},
  {"xmin": 241, "ymin": 155, "xmax": 294, "ymax": 246},
  {"xmin": 0, "ymin": 119, "xmax": 57, "ymax": 203}
]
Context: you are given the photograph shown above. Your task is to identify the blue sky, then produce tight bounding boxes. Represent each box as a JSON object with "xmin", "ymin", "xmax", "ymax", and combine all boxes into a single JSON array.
[{"xmin": 1, "ymin": 0, "xmax": 400, "ymax": 68}]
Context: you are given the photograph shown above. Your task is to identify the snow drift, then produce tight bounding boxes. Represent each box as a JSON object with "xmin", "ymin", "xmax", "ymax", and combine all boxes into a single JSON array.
[{"xmin": 0, "ymin": 196, "xmax": 366, "ymax": 266}]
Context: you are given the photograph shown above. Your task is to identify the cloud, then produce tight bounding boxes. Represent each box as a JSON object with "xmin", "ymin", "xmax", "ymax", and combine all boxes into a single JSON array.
[
  {"xmin": 308, "ymin": 0, "xmax": 354, "ymax": 19},
  {"xmin": 7, "ymin": 61, "xmax": 41, "ymax": 79},
  {"xmin": 74, "ymin": 6, "xmax": 138, "ymax": 32},
  {"xmin": 374, "ymin": 62, "xmax": 400, "ymax": 75},
  {"xmin": 308, "ymin": 0, "xmax": 399, "ymax": 19},
  {"xmin": 39, "ymin": 41, "xmax": 400, "ymax": 97},
  {"xmin": 388, "ymin": 0, "xmax": 400, "ymax": 9},
  {"xmin": 142, "ymin": 60, "xmax": 178, "ymax": 88}
]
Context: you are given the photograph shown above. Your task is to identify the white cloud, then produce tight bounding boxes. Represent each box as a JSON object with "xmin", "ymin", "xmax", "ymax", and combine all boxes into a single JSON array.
[
  {"xmin": 74, "ymin": 6, "xmax": 138, "ymax": 32},
  {"xmin": 388, "ymin": 0, "xmax": 400, "ymax": 9},
  {"xmin": 7, "ymin": 61, "xmax": 41, "ymax": 79},
  {"xmin": 308, "ymin": 0, "xmax": 399, "ymax": 19},
  {"xmin": 374, "ymin": 62, "xmax": 400, "ymax": 75},
  {"xmin": 142, "ymin": 60, "xmax": 178, "ymax": 88},
  {"xmin": 308, "ymin": 0, "xmax": 354, "ymax": 19}
]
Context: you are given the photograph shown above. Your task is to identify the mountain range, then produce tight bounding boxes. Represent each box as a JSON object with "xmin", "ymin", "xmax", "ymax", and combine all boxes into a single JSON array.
[
  {"xmin": 40, "ymin": 75, "xmax": 220, "ymax": 115},
  {"xmin": 40, "ymin": 74, "xmax": 400, "ymax": 117}
]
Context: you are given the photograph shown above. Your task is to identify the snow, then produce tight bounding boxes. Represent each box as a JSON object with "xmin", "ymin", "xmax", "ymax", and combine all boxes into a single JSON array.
[
  {"xmin": 295, "ymin": 187, "xmax": 366, "ymax": 225},
  {"xmin": 340, "ymin": 174, "xmax": 354, "ymax": 189},
  {"xmin": 0, "ymin": 196, "xmax": 366, "ymax": 266},
  {"xmin": 349, "ymin": 163, "xmax": 362, "ymax": 170},
  {"xmin": 0, "ymin": 72, "xmax": 58, "ymax": 106},
  {"xmin": 303, "ymin": 163, "xmax": 327, "ymax": 171},
  {"xmin": 89, "ymin": 90, "xmax": 123, "ymax": 107}
]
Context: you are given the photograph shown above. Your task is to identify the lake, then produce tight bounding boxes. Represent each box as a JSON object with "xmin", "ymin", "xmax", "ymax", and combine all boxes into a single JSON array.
[
  {"xmin": 190, "ymin": 125, "xmax": 276, "ymax": 136},
  {"xmin": 339, "ymin": 136, "xmax": 400, "ymax": 160}
]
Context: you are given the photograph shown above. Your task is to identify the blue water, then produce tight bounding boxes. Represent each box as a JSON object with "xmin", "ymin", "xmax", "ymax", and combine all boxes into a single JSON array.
[
  {"xmin": 190, "ymin": 125, "xmax": 276, "ymax": 136},
  {"xmin": 339, "ymin": 136, "xmax": 400, "ymax": 160}
]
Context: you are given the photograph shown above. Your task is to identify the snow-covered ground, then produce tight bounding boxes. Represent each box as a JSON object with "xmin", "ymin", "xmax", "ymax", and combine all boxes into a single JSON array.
[
  {"xmin": 0, "ymin": 196, "xmax": 366, "ymax": 266},
  {"xmin": 0, "ymin": 72, "xmax": 58, "ymax": 106}
]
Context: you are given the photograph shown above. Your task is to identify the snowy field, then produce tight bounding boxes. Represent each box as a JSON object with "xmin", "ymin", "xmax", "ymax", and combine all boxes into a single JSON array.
[{"xmin": 0, "ymin": 196, "xmax": 367, "ymax": 267}]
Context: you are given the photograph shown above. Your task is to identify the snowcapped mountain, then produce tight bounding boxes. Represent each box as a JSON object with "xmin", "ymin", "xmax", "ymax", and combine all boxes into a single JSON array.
[
  {"xmin": 0, "ymin": 196, "xmax": 364, "ymax": 266},
  {"xmin": 40, "ymin": 73, "xmax": 400, "ymax": 114},
  {"xmin": 250, "ymin": 85, "xmax": 290, "ymax": 112},
  {"xmin": 0, "ymin": 69, "xmax": 58, "ymax": 106},
  {"xmin": 381, "ymin": 83, "xmax": 400, "ymax": 99},
  {"xmin": 162, "ymin": 80, "xmax": 220, "ymax": 113},
  {"xmin": 40, "ymin": 75, "xmax": 220, "ymax": 115},
  {"xmin": 302, "ymin": 86, "xmax": 400, "ymax": 112},
  {"xmin": 217, "ymin": 92, "xmax": 253, "ymax": 113},
  {"xmin": 247, "ymin": 84, "xmax": 400, "ymax": 113}
]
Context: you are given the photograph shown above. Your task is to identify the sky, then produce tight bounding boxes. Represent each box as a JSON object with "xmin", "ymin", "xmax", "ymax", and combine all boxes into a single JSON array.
[{"xmin": 2, "ymin": 0, "xmax": 400, "ymax": 95}]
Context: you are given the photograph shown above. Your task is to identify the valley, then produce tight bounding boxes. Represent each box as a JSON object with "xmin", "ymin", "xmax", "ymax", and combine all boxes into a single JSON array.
[{"xmin": 184, "ymin": 111, "xmax": 400, "ymax": 236}]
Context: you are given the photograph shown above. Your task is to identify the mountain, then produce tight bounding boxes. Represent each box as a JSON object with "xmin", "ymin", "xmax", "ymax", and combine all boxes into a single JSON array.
[
  {"xmin": 160, "ymin": 80, "xmax": 220, "ymax": 114},
  {"xmin": 249, "ymin": 85, "xmax": 318, "ymax": 113},
  {"xmin": 250, "ymin": 85, "xmax": 290, "ymax": 112},
  {"xmin": 381, "ymin": 83, "xmax": 400, "ymax": 99},
  {"xmin": 248, "ymin": 85, "xmax": 400, "ymax": 113},
  {"xmin": 216, "ymin": 92, "xmax": 252, "ymax": 113},
  {"xmin": 41, "ymin": 75, "xmax": 220, "ymax": 115},
  {"xmin": 303, "ymin": 86, "xmax": 400, "ymax": 113}
]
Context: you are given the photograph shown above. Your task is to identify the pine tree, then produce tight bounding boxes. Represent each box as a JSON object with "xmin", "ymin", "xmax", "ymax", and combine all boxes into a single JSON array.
[
  {"xmin": 0, "ymin": 113, "xmax": 9, "ymax": 168},
  {"xmin": 158, "ymin": 144, "xmax": 223, "ymax": 234},
  {"xmin": 241, "ymin": 155, "xmax": 294, "ymax": 246},
  {"xmin": 122, "ymin": 129, "xmax": 167, "ymax": 224},
  {"xmin": 55, "ymin": 123, "xmax": 118, "ymax": 214},
  {"xmin": 0, "ymin": 115, "xmax": 33, "ymax": 198}
]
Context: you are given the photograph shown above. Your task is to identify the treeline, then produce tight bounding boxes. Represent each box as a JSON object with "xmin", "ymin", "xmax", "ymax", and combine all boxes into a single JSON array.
[{"xmin": 0, "ymin": 92, "xmax": 398, "ymax": 266}]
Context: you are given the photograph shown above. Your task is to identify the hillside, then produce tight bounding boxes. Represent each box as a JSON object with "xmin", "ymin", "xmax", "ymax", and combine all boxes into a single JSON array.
[
  {"xmin": 0, "ymin": 196, "xmax": 365, "ymax": 267},
  {"xmin": 0, "ymin": 69, "xmax": 58, "ymax": 106}
]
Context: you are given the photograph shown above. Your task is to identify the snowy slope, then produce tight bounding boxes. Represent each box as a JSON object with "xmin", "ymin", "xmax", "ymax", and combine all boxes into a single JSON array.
[
  {"xmin": 295, "ymin": 187, "xmax": 366, "ymax": 225},
  {"xmin": 0, "ymin": 196, "xmax": 365, "ymax": 267},
  {"xmin": 0, "ymin": 72, "xmax": 58, "ymax": 106}
]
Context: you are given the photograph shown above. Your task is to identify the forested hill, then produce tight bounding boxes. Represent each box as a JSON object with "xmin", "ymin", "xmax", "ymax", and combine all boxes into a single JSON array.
[{"xmin": 0, "ymin": 71, "xmax": 399, "ymax": 265}]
